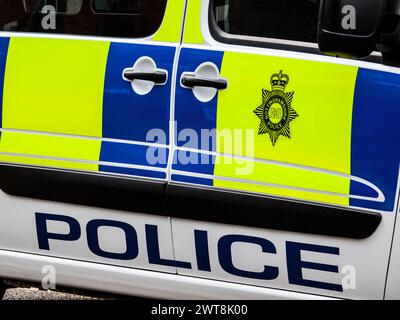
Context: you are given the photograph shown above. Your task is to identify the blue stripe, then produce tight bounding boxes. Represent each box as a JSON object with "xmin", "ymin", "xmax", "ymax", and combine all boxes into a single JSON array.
[
  {"xmin": 102, "ymin": 42, "xmax": 174, "ymax": 180},
  {"xmin": 100, "ymin": 165, "xmax": 166, "ymax": 179},
  {"xmin": 0, "ymin": 37, "xmax": 10, "ymax": 140},
  {"xmin": 173, "ymin": 48, "xmax": 223, "ymax": 187},
  {"xmin": 174, "ymin": 48, "xmax": 224, "ymax": 152},
  {"xmin": 351, "ymin": 68, "xmax": 400, "ymax": 211},
  {"xmin": 100, "ymin": 141, "xmax": 168, "ymax": 168},
  {"xmin": 171, "ymin": 149, "xmax": 215, "ymax": 187},
  {"xmin": 351, "ymin": 180, "xmax": 379, "ymax": 198},
  {"xmin": 172, "ymin": 150, "xmax": 215, "ymax": 175},
  {"xmin": 103, "ymin": 42, "xmax": 175, "ymax": 143},
  {"xmin": 171, "ymin": 174, "xmax": 213, "ymax": 186}
]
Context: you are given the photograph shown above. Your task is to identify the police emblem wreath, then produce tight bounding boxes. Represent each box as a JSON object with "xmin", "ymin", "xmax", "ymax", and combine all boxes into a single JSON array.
[{"xmin": 254, "ymin": 70, "xmax": 298, "ymax": 146}]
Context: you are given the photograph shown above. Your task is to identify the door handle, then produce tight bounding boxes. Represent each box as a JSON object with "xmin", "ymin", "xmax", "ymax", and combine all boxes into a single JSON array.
[
  {"xmin": 180, "ymin": 62, "xmax": 227, "ymax": 102},
  {"xmin": 122, "ymin": 56, "xmax": 168, "ymax": 95},
  {"xmin": 123, "ymin": 70, "xmax": 167, "ymax": 84},
  {"xmin": 181, "ymin": 74, "xmax": 228, "ymax": 90}
]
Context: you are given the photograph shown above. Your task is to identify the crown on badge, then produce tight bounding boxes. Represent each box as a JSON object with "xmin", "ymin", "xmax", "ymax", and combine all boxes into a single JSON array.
[{"xmin": 270, "ymin": 70, "xmax": 289, "ymax": 91}]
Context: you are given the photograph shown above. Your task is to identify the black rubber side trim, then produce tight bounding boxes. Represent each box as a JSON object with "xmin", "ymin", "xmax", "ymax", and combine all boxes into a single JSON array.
[
  {"xmin": 165, "ymin": 184, "xmax": 382, "ymax": 239},
  {"xmin": 0, "ymin": 163, "xmax": 382, "ymax": 239},
  {"xmin": 0, "ymin": 164, "xmax": 166, "ymax": 215}
]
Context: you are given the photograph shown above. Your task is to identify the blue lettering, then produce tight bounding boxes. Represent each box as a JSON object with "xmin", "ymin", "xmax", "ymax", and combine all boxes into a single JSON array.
[
  {"xmin": 86, "ymin": 219, "xmax": 138, "ymax": 260},
  {"xmin": 146, "ymin": 224, "xmax": 191, "ymax": 268},
  {"xmin": 218, "ymin": 234, "xmax": 279, "ymax": 280},
  {"xmin": 194, "ymin": 230, "xmax": 211, "ymax": 272},
  {"xmin": 286, "ymin": 241, "xmax": 343, "ymax": 292},
  {"xmin": 35, "ymin": 212, "xmax": 81, "ymax": 250}
]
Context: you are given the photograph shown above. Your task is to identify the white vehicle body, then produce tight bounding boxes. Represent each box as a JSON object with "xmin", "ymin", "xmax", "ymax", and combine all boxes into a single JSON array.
[{"xmin": 0, "ymin": 0, "xmax": 399, "ymax": 300}]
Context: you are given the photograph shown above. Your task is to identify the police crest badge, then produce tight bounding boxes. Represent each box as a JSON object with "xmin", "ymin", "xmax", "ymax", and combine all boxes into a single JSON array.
[{"xmin": 254, "ymin": 70, "xmax": 298, "ymax": 146}]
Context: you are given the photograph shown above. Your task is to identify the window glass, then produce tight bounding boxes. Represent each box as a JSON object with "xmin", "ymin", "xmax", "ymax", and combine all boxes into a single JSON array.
[
  {"xmin": 92, "ymin": 0, "xmax": 142, "ymax": 14},
  {"xmin": 0, "ymin": 0, "xmax": 167, "ymax": 38},
  {"xmin": 213, "ymin": 0, "xmax": 320, "ymax": 43}
]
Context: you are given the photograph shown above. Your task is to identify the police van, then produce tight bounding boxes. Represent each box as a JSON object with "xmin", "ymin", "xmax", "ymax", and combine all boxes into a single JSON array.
[{"xmin": 0, "ymin": 0, "xmax": 399, "ymax": 300}]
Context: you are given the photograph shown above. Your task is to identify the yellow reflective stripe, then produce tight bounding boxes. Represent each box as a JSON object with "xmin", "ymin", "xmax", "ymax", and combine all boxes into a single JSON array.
[
  {"xmin": 214, "ymin": 178, "xmax": 349, "ymax": 206},
  {"xmin": 2, "ymin": 37, "xmax": 109, "ymax": 137},
  {"xmin": 152, "ymin": 0, "xmax": 186, "ymax": 43},
  {"xmin": 182, "ymin": 0, "xmax": 204, "ymax": 44},
  {"xmin": 0, "ymin": 154, "xmax": 97, "ymax": 172},
  {"xmin": 214, "ymin": 157, "xmax": 350, "ymax": 205},
  {"xmin": 214, "ymin": 52, "xmax": 358, "ymax": 205},
  {"xmin": 0, "ymin": 131, "xmax": 100, "ymax": 171}
]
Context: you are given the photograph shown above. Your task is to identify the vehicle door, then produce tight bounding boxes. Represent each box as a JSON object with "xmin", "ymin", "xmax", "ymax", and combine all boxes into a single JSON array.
[
  {"xmin": 0, "ymin": 0, "xmax": 185, "ymax": 273},
  {"xmin": 169, "ymin": 0, "xmax": 400, "ymax": 299}
]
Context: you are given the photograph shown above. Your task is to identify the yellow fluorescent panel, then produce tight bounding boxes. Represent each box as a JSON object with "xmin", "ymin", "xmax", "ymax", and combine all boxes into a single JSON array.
[
  {"xmin": 182, "ymin": 0, "xmax": 204, "ymax": 44},
  {"xmin": 214, "ymin": 179, "xmax": 349, "ymax": 206},
  {"xmin": 152, "ymin": 0, "xmax": 186, "ymax": 43},
  {"xmin": 0, "ymin": 132, "xmax": 100, "ymax": 171},
  {"xmin": 2, "ymin": 37, "xmax": 109, "ymax": 137},
  {"xmin": 214, "ymin": 156, "xmax": 350, "ymax": 205},
  {"xmin": 215, "ymin": 52, "xmax": 358, "ymax": 205}
]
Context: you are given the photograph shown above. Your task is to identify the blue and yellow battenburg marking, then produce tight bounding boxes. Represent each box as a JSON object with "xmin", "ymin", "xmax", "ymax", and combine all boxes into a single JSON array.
[
  {"xmin": 0, "ymin": 36, "xmax": 174, "ymax": 179},
  {"xmin": 173, "ymin": 48, "xmax": 400, "ymax": 212},
  {"xmin": 0, "ymin": 35, "xmax": 399, "ymax": 212}
]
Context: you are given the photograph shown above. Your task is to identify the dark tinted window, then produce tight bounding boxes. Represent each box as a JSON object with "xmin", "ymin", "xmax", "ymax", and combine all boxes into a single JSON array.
[
  {"xmin": 0, "ymin": 0, "xmax": 168, "ymax": 38},
  {"xmin": 92, "ymin": 0, "xmax": 142, "ymax": 14},
  {"xmin": 213, "ymin": 0, "xmax": 320, "ymax": 43}
]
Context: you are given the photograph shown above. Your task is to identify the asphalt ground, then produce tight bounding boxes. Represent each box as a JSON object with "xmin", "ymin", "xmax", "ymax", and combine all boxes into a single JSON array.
[{"xmin": 3, "ymin": 287, "xmax": 98, "ymax": 300}]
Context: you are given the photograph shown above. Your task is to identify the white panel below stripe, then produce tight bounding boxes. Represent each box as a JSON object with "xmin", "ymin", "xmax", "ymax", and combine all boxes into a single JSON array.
[{"xmin": 0, "ymin": 249, "xmax": 335, "ymax": 300}]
